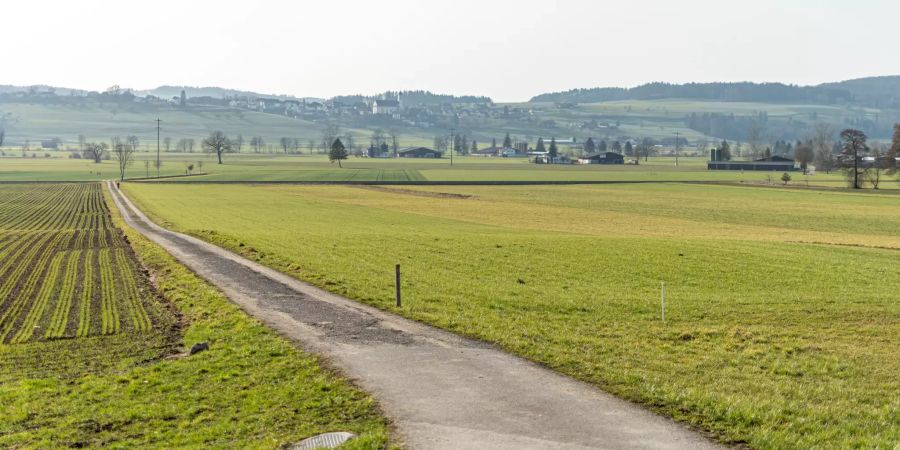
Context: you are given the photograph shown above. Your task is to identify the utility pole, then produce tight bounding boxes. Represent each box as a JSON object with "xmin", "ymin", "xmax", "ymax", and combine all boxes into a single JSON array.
[
  {"xmin": 449, "ymin": 127, "xmax": 454, "ymax": 167},
  {"xmin": 156, "ymin": 118, "xmax": 161, "ymax": 178},
  {"xmin": 673, "ymin": 131, "xmax": 680, "ymax": 166}
]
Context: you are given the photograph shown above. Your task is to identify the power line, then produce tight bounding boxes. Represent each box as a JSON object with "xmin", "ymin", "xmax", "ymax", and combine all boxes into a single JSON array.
[{"xmin": 156, "ymin": 118, "xmax": 161, "ymax": 178}]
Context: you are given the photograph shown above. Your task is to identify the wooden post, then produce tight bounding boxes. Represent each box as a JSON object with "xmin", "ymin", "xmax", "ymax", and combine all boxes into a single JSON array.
[
  {"xmin": 661, "ymin": 281, "xmax": 665, "ymax": 322},
  {"xmin": 395, "ymin": 264, "xmax": 401, "ymax": 307}
]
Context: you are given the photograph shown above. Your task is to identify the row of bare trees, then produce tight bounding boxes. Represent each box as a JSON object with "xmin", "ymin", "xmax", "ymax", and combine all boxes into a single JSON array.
[{"xmin": 80, "ymin": 131, "xmax": 232, "ymax": 180}]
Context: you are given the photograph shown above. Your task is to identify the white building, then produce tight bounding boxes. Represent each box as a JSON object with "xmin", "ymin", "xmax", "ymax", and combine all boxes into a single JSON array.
[{"xmin": 372, "ymin": 97, "xmax": 401, "ymax": 115}]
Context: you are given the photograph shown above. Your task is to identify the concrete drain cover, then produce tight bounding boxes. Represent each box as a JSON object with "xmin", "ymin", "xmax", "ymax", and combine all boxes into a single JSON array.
[{"xmin": 291, "ymin": 432, "xmax": 357, "ymax": 449}]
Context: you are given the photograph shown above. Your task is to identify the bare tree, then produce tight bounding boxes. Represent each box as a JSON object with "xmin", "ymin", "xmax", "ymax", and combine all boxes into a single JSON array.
[
  {"xmin": 186, "ymin": 138, "xmax": 195, "ymax": 153},
  {"xmin": 321, "ymin": 124, "xmax": 341, "ymax": 153},
  {"xmin": 839, "ymin": 129, "xmax": 868, "ymax": 189},
  {"xmin": 111, "ymin": 137, "xmax": 136, "ymax": 180},
  {"xmin": 433, "ymin": 135, "xmax": 448, "ymax": 152},
  {"xmin": 78, "ymin": 134, "xmax": 86, "ymax": 153},
  {"xmin": 794, "ymin": 140, "xmax": 814, "ymax": 175},
  {"xmin": 163, "ymin": 137, "xmax": 172, "ymax": 152},
  {"xmin": 865, "ymin": 143, "xmax": 884, "ymax": 189},
  {"xmin": 202, "ymin": 131, "xmax": 232, "ymax": 164},
  {"xmin": 886, "ymin": 123, "xmax": 900, "ymax": 179},
  {"xmin": 234, "ymin": 134, "xmax": 244, "ymax": 153},
  {"xmin": 637, "ymin": 137, "xmax": 656, "ymax": 162},
  {"xmin": 126, "ymin": 135, "xmax": 140, "ymax": 152},
  {"xmin": 344, "ymin": 133, "xmax": 354, "ymax": 153},
  {"xmin": 83, "ymin": 142, "xmax": 108, "ymax": 163},
  {"xmin": 390, "ymin": 130, "xmax": 400, "ymax": 154},
  {"xmin": 811, "ymin": 122, "xmax": 835, "ymax": 173},
  {"xmin": 306, "ymin": 139, "xmax": 316, "ymax": 154},
  {"xmin": 250, "ymin": 136, "xmax": 264, "ymax": 153},
  {"xmin": 279, "ymin": 137, "xmax": 291, "ymax": 153},
  {"xmin": 746, "ymin": 122, "xmax": 765, "ymax": 159}
]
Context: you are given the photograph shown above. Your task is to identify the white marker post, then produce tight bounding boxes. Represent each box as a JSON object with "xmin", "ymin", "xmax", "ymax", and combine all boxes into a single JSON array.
[{"xmin": 660, "ymin": 281, "xmax": 665, "ymax": 322}]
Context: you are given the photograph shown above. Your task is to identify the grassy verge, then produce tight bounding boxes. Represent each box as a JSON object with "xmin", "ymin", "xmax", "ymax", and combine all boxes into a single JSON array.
[
  {"xmin": 123, "ymin": 182, "xmax": 900, "ymax": 449},
  {"xmin": 0, "ymin": 186, "xmax": 391, "ymax": 449}
]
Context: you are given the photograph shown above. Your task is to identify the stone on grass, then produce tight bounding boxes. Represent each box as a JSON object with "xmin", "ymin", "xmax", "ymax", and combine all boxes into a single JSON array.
[
  {"xmin": 290, "ymin": 432, "xmax": 357, "ymax": 449},
  {"xmin": 189, "ymin": 342, "xmax": 209, "ymax": 355}
]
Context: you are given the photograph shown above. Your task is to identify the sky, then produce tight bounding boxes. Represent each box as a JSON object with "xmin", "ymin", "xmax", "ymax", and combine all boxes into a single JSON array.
[{"xmin": 2, "ymin": 0, "xmax": 898, "ymax": 102}]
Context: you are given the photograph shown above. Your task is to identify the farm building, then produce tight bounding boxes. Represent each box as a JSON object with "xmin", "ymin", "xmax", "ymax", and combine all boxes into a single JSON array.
[
  {"xmin": 533, "ymin": 154, "xmax": 572, "ymax": 164},
  {"xmin": 577, "ymin": 152, "xmax": 624, "ymax": 165},
  {"xmin": 398, "ymin": 147, "xmax": 443, "ymax": 158},
  {"xmin": 708, "ymin": 155, "xmax": 799, "ymax": 171},
  {"xmin": 472, "ymin": 146, "xmax": 519, "ymax": 157}
]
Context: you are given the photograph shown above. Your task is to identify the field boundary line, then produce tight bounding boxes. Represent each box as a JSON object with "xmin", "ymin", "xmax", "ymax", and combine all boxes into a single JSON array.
[{"xmin": 128, "ymin": 179, "xmax": 702, "ymax": 186}]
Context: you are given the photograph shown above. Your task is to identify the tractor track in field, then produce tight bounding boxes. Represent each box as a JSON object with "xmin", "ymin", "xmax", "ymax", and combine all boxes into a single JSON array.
[{"xmin": 108, "ymin": 181, "xmax": 726, "ymax": 450}]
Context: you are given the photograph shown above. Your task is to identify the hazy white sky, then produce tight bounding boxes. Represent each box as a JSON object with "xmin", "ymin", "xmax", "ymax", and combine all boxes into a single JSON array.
[{"xmin": 2, "ymin": 0, "xmax": 898, "ymax": 102}]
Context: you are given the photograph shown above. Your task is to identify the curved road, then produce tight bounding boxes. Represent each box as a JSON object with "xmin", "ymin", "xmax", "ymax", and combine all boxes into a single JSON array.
[{"xmin": 108, "ymin": 182, "xmax": 724, "ymax": 450}]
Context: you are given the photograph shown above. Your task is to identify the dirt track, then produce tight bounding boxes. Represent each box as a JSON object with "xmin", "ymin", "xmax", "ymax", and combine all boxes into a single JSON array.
[{"xmin": 108, "ymin": 181, "xmax": 724, "ymax": 450}]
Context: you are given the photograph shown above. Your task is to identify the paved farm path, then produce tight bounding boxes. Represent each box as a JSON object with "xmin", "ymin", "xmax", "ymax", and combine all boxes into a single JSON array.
[{"xmin": 108, "ymin": 182, "xmax": 724, "ymax": 450}]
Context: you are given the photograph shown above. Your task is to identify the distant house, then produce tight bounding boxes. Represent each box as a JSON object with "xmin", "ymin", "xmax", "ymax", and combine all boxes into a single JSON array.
[
  {"xmin": 534, "ymin": 154, "xmax": 571, "ymax": 164},
  {"xmin": 708, "ymin": 155, "xmax": 798, "ymax": 171},
  {"xmin": 577, "ymin": 152, "xmax": 624, "ymax": 165},
  {"xmin": 472, "ymin": 146, "xmax": 519, "ymax": 157},
  {"xmin": 398, "ymin": 147, "xmax": 442, "ymax": 158},
  {"xmin": 372, "ymin": 99, "xmax": 400, "ymax": 115}
]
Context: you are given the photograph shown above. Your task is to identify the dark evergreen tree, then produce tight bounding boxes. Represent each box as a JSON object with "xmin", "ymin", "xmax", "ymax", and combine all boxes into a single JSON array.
[
  {"xmin": 503, "ymin": 132, "xmax": 512, "ymax": 148},
  {"xmin": 536, "ymin": 137, "xmax": 546, "ymax": 152},
  {"xmin": 719, "ymin": 140, "xmax": 732, "ymax": 161},
  {"xmin": 329, "ymin": 138, "xmax": 348, "ymax": 168},
  {"xmin": 584, "ymin": 137, "xmax": 596, "ymax": 154},
  {"xmin": 599, "ymin": 140, "xmax": 608, "ymax": 153},
  {"xmin": 548, "ymin": 138, "xmax": 558, "ymax": 160}
]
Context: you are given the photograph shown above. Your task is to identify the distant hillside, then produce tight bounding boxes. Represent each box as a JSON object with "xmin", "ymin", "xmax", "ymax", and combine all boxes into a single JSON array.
[
  {"xmin": 817, "ymin": 76, "xmax": 900, "ymax": 109},
  {"xmin": 132, "ymin": 85, "xmax": 317, "ymax": 102},
  {"xmin": 530, "ymin": 77, "xmax": 900, "ymax": 108},
  {"xmin": 0, "ymin": 85, "xmax": 90, "ymax": 96}
]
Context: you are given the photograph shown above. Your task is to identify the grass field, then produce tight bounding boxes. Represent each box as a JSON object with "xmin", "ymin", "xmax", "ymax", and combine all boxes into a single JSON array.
[
  {"xmin": 0, "ymin": 183, "xmax": 391, "ymax": 448},
  {"xmin": 2, "ymin": 151, "xmax": 881, "ymax": 188},
  {"xmin": 124, "ymin": 182, "xmax": 900, "ymax": 449}
]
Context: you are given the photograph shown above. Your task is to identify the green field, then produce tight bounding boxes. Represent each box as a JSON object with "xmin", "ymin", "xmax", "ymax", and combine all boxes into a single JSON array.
[
  {"xmin": 0, "ymin": 183, "xmax": 390, "ymax": 448},
  {"xmin": 124, "ymin": 182, "xmax": 900, "ymax": 449},
  {"xmin": 0, "ymin": 183, "xmax": 177, "ymax": 351},
  {"xmin": 1, "ymin": 151, "xmax": 876, "ymax": 188}
]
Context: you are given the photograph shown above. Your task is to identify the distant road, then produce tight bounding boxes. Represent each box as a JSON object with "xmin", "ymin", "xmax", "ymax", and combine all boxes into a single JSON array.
[{"xmin": 109, "ymin": 181, "xmax": 725, "ymax": 450}]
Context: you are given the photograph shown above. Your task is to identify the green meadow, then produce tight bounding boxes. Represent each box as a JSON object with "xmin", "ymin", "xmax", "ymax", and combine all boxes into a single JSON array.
[
  {"xmin": 0, "ymin": 151, "xmax": 867, "ymax": 187},
  {"xmin": 123, "ymin": 182, "xmax": 900, "ymax": 449}
]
